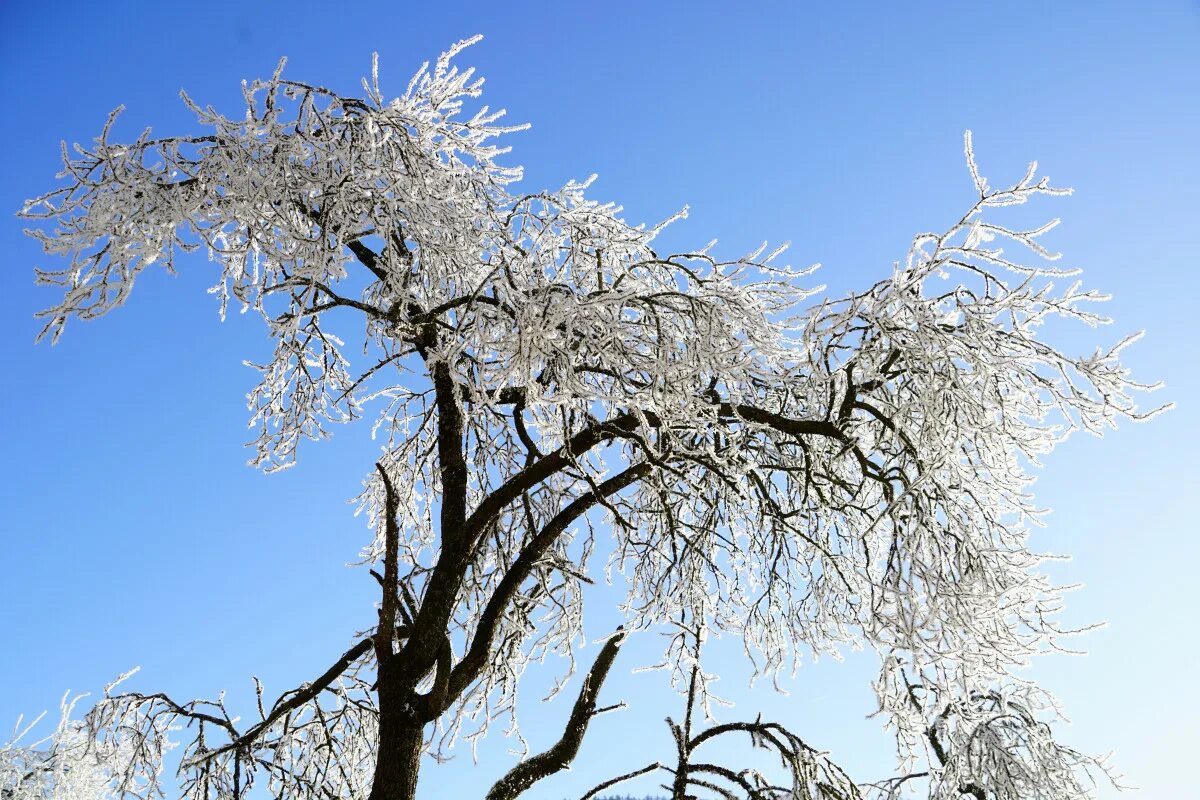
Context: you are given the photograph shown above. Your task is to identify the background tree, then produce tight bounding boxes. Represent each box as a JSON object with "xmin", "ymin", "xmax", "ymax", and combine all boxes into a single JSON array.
[{"xmin": 5, "ymin": 37, "xmax": 1167, "ymax": 800}]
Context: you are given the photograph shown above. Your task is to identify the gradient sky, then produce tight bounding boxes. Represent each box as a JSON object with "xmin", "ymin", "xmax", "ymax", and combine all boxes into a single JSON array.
[{"xmin": 1, "ymin": 2, "xmax": 1197, "ymax": 798}]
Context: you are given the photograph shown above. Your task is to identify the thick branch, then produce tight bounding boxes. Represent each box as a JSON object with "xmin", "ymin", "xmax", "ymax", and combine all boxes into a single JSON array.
[
  {"xmin": 346, "ymin": 240, "xmax": 389, "ymax": 284},
  {"xmin": 393, "ymin": 355, "xmax": 471, "ymax": 687},
  {"xmin": 718, "ymin": 402, "xmax": 846, "ymax": 442},
  {"xmin": 447, "ymin": 464, "xmax": 652, "ymax": 704},
  {"xmin": 474, "ymin": 382, "xmax": 847, "ymax": 444},
  {"xmin": 462, "ymin": 412, "xmax": 642, "ymax": 545},
  {"xmin": 375, "ymin": 462, "xmax": 401, "ymax": 663},
  {"xmin": 485, "ymin": 629, "xmax": 627, "ymax": 800}
]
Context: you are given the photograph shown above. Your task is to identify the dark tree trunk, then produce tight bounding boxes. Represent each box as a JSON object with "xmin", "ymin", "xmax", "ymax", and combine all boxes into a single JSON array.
[{"xmin": 368, "ymin": 665, "xmax": 425, "ymax": 800}]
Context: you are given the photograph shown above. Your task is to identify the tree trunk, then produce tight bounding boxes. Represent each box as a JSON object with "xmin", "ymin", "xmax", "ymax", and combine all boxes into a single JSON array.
[{"xmin": 368, "ymin": 666, "xmax": 425, "ymax": 800}]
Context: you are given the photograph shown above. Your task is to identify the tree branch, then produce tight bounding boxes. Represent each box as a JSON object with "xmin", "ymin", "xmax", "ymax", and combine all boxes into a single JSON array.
[
  {"xmin": 392, "ymin": 354, "xmax": 472, "ymax": 688},
  {"xmin": 485, "ymin": 628, "xmax": 627, "ymax": 800},
  {"xmin": 461, "ymin": 413, "xmax": 642, "ymax": 547},
  {"xmin": 184, "ymin": 636, "xmax": 374, "ymax": 767},
  {"xmin": 447, "ymin": 464, "xmax": 652, "ymax": 704},
  {"xmin": 578, "ymin": 762, "xmax": 663, "ymax": 800},
  {"xmin": 375, "ymin": 462, "xmax": 401, "ymax": 663}
]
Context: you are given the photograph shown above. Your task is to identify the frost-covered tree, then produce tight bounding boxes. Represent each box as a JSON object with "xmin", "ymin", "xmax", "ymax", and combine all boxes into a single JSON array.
[{"xmin": 9, "ymin": 37, "xmax": 1167, "ymax": 800}]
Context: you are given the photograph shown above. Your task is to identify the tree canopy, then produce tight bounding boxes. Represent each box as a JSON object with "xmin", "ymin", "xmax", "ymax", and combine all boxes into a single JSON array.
[{"xmin": 6, "ymin": 37, "xmax": 1166, "ymax": 800}]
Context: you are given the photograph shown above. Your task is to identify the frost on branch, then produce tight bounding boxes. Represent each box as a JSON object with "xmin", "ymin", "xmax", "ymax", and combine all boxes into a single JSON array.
[
  {"xmin": 2, "ymin": 656, "xmax": 380, "ymax": 800},
  {"xmin": 20, "ymin": 38, "xmax": 1167, "ymax": 800},
  {"xmin": 1, "ymin": 677, "xmax": 163, "ymax": 800}
]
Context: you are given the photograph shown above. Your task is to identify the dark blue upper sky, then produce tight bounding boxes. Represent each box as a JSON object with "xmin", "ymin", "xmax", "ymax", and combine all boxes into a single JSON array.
[{"xmin": 2, "ymin": 2, "xmax": 1196, "ymax": 797}]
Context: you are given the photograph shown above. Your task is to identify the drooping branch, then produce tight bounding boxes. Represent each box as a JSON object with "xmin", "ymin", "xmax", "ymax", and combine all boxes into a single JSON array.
[
  {"xmin": 590, "ymin": 710, "xmax": 866, "ymax": 800},
  {"xmin": 184, "ymin": 636, "xmax": 375, "ymax": 767}
]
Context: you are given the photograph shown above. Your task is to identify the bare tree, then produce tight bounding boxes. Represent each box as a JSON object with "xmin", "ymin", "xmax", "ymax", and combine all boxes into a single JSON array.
[{"xmin": 6, "ymin": 37, "xmax": 1166, "ymax": 800}]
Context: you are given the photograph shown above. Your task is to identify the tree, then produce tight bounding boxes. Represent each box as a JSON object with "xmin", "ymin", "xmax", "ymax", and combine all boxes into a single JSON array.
[{"xmin": 6, "ymin": 37, "xmax": 1167, "ymax": 800}]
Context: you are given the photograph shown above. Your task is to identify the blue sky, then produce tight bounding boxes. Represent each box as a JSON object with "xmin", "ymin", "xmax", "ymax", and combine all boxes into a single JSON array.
[{"xmin": 1, "ymin": 1, "xmax": 1197, "ymax": 797}]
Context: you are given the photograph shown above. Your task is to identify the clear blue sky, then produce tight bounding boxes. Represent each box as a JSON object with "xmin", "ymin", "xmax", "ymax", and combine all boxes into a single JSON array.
[{"xmin": 1, "ymin": 2, "xmax": 1196, "ymax": 798}]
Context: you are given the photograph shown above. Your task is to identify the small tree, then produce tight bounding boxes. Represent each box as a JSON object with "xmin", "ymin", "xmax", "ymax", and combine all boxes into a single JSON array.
[{"xmin": 7, "ymin": 38, "xmax": 1166, "ymax": 800}]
